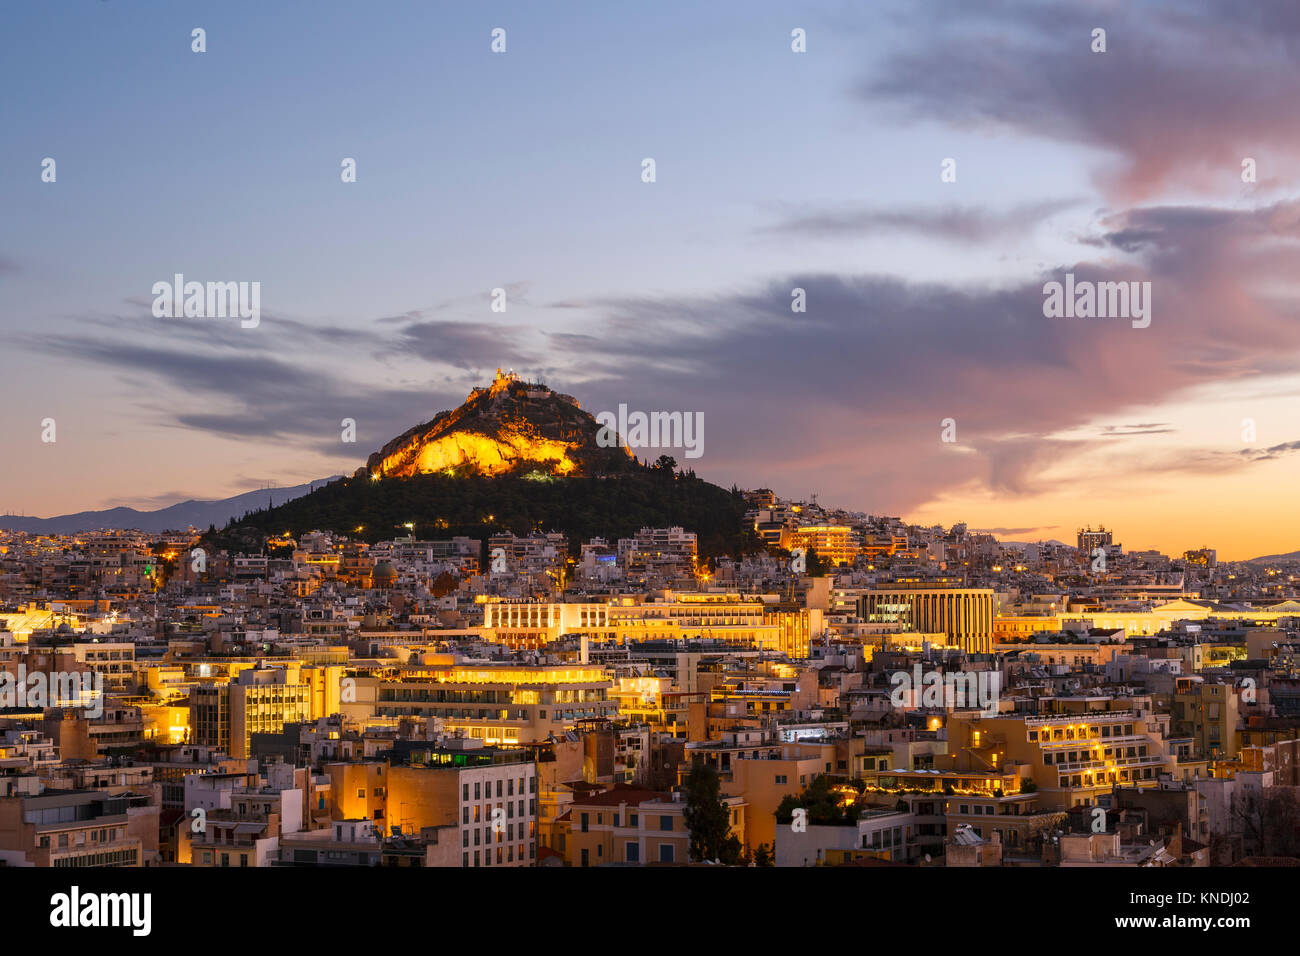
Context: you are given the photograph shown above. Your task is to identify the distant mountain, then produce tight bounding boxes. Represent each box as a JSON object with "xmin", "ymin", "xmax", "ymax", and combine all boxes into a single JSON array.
[
  {"xmin": 0, "ymin": 479, "xmax": 340, "ymax": 535},
  {"xmin": 1246, "ymin": 550, "xmax": 1300, "ymax": 564}
]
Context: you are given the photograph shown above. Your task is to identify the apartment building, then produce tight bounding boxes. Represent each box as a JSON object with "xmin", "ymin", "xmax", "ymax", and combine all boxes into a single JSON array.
[
  {"xmin": 559, "ymin": 783, "xmax": 744, "ymax": 866},
  {"xmin": 327, "ymin": 742, "xmax": 538, "ymax": 867},
  {"xmin": 349, "ymin": 657, "xmax": 615, "ymax": 744},
  {"xmin": 0, "ymin": 788, "xmax": 158, "ymax": 867},
  {"xmin": 945, "ymin": 705, "xmax": 1175, "ymax": 808},
  {"xmin": 190, "ymin": 665, "xmax": 314, "ymax": 759}
]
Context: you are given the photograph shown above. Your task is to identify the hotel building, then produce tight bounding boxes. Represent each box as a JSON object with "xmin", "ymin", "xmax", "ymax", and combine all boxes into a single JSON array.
[
  {"xmin": 481, "ymin": 593, "xmax": 818, "ymax": 657},
  {"xmin": 346, "ymin": 656, "xmax": 617, "ymax": 744}
]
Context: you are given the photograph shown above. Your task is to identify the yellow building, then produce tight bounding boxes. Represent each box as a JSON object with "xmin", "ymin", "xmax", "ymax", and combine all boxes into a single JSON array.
[
  {"xmin": 1171, "ymin": 677, "xmax": 1239, "ymax": 759},
  {"xmin": 346, "ymin": 657, "xmax": 616, "ymax": 744},
  {"xmin": 558, "ymin": 784, "xmax": 744, "ymax": 866},
  {"xmin": 190, "ymin": 665, "xmax": 313, "ymax": 759},
  {"xmin": 481, "ymin": 593, "xmax": 819, "ymax": 657},
  {"xmin": 945, "ymin": 707, "xmax": 1175, "ymax": 808},
  {"xmin": 784, "ymin": 526, "xmax": 860, "ymax": 566}
]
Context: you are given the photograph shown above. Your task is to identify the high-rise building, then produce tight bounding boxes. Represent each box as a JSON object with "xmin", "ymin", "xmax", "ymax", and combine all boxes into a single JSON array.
[
  {"xmin": 190, "ymin": 666, "xmax": 313, "ymax": 759},
  {"xmin": 1077, "ymin": 526, "xmax": 1112, "ymax": 555}
]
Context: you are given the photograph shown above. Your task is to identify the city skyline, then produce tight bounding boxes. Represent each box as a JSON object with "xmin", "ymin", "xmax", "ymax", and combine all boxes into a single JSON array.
[{"xmin": 4, "ymin": 1, "xmax": 1300, "ymax": 899}]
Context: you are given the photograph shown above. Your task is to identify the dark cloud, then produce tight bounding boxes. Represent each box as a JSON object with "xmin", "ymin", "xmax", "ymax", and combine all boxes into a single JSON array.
[
  {"xmin": 393, "ymin": 321, "xmax": 536, "ymax": 371},
  {"xmin": 861, "ymin": 0, "xmax": 1300, "ymax": 200},
  {"xmin": 537, "ymin": 199, "xmax": 1300, "ymax": 511},
  {"xmin": 764, "ymin": 200, "xmax": 1079, "ymax": 243},
  {"xmin": 1242, "ymin": 439, "xmax": 1300, "ymax": 461},
  {"xmin": 1100, "ymin": 423, "xmax": 1175, "ymax": 436}
]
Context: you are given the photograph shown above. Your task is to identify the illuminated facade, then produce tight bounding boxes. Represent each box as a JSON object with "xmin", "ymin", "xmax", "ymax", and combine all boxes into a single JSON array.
[
  {"xmin": 480, "ymin": 593, "xmax": 819, "ymax": 657},
  {"xmin": 861, "ymin": 587, "xmax": 995, "ymax": 655},
  {"xmin": 190, "ymin": 665, "xmax": 313, "ymax": 759},
  {"xmin": 945, "ymin": 707, "xmax": 1176, "ymax": 808},
  {"xmin": 327, "ymin": 747, "xmax": 538, "ymax": 867},
  {"xmin": 784, "ymin": 525, "xmax": 859, "ymax": 566},
  {"xmin": 348, "ymin": 660, "xmax": 616, "ymax": 744}
]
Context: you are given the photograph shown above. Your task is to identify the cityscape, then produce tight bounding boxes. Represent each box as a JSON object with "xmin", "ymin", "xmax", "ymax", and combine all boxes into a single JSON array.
[
  {"xmin": 0, "ymin": 367, "xmax": 1297, "ymax": 876},
  {"xmin": 3, "ymin": 0, "xmax": 1296, "ymax": 935}
]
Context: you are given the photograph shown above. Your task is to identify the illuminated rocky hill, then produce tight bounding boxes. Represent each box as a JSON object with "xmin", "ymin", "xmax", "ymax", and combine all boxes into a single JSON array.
[
  {"xmin": 365, "ymin": 369, "xmax": 634, "ymax": 479},
  {"xmin": 214, "ymin": 371, "xmax": 763, "ymax": 559}
]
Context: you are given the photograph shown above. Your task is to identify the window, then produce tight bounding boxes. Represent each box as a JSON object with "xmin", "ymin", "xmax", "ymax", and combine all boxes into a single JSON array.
[
  {"xmin": 627, "ymin": 842, "xmax": 639, "ymax": 863},
  {"xmin": 581, "ymin": 813, "xmax": 589, "ymax": 833},
  {"xmin": 658, "ymin": 844, "xmax": 674, "ymax": 863},
  {"xmin": 660, "ymin": 816, "xmax": 673, "ymax": 832}
]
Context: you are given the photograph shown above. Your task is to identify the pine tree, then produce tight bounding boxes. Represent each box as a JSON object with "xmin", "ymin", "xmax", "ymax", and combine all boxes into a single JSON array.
[{"xmin": 683, "ymin": 761, "xmax": 740, "ymax": 863}]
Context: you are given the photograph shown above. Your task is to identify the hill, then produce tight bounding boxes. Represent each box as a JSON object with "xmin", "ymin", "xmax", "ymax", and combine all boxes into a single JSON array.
[
  {"xmin": 212, "ymin": 370, "xmax": 763, "ymax": 558},
  {"xmin": 215, "ymin": 470, "xmax": 762, "ymax": 559}
]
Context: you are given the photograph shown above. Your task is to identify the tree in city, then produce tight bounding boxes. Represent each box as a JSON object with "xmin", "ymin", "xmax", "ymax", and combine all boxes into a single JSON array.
[
  {"xmin": 1231, "ymin": 786, "xmax": 1300, "ymax": 858},
  {"xmin": 683, "ymin": 761, "xmax": 742, "ymax": 863}
]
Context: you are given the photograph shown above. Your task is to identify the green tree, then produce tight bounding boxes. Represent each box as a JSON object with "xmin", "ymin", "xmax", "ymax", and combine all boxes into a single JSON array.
[
  {"xmin": 774, "ymin": 794, "xmax": 801, "ymax": 825},
  {"xmin": 752, "ymin": 843, "xmax": 774, "ymax": 867},
  {"xmin": 683, "ymin": 762, "xmax": 735, "ymax": 863}
]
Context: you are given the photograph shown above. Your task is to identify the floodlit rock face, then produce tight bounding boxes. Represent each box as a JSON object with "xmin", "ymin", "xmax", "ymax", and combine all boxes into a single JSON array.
[{"xmin": 366, "ymin": 369, "xmax": 633, "ymax": 479}]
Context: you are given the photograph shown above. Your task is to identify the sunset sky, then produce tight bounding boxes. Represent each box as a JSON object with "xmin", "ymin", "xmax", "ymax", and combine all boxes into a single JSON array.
[{"xmin": 2, "ymin": 0, "xmax": 1299, "ymax": 560}]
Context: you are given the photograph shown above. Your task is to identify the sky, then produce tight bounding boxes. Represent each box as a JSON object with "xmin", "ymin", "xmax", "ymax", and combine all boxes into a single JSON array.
[{"xmin": 2, "ymin": 0, "xmax": 1299, "ymax": 560}]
